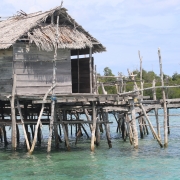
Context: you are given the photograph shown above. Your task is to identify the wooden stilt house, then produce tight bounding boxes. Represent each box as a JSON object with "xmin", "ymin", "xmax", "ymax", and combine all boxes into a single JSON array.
[{"xmin": 0, "ymin": 6, "xmax": 106, "ymax": 97}]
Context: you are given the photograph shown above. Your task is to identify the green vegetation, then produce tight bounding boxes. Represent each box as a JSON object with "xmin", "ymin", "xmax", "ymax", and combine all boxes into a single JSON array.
[{"xmin": 98, "ymin": 67, "xmax": 180, "ymax": 99}]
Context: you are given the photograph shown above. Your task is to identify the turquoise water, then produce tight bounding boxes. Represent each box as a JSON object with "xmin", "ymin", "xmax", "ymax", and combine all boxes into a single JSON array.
[{"xmin": 1, "ymin": 109, "xmax": 180, "ymax": 180}]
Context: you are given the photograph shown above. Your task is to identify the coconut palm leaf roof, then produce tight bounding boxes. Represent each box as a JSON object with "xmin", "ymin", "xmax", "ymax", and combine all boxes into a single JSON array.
[{"xmin": 0, "ymin": 6, "xmax": 106, "ymax": 53}]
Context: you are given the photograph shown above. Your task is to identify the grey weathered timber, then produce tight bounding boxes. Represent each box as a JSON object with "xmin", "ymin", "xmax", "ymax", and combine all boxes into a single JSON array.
[
  {"xmin": 152, "ymin": 79, "xmax": 161, "ymax": 139},
  {"xmin": 91, "ymin": 101, "xmax": 96, "ymax": 151},
  {"xmin": 30, "ymin": 84, "xmax": 56, "ymax": 153},
  {"xmin": 129, "ymin": 99, "xmax": 138, "ymax": 148},
  {"xmin": 11, "ymin": 73, "xmax": 16, "ymax": 150},
  {"xmin": 140, "ymin": 103, "xmax": 163, "ymax": 147},
  {"xmin": 16, "ymin": 100, "xmax": 30, "ymax": 151},
  {"xmin": 158, "ymin": 48, "xmax": 168, "ymax": 147},
  {"xmin": 58, "ymin": 109, "xmax": 70, "ymax": 150},
  {"xmin": 89, "ymin": 48, "xmax": 92, "ymax": 94}
]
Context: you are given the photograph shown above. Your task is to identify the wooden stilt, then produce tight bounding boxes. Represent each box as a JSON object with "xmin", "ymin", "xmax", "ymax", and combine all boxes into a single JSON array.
[
  {"xmin": 54, "ymin": 108, "xmax": 59, "ymax": 149},
  {"xmin": 140, "ymin": 103, "xmax": 163, "ymax": 147},
  {"xmin": 129, "ymin": 99, "xmax": 138, "ymax": 148},
  {"xmin": 3, "ymin": 126, "xmax": 8, "ymax": 146},
  {"xmin": 0, "ymin": 127, "xmax": 3, "ymax": 143},
  {"xmin": 138, "ymin": 113, "xmax": 144, "ymax": 139},
  {"xmin": 30, "ymin": 125, "xmax": 34, "ymax": 139},
  {"xmin": 58, "ymin": 109, "xmax": 70, "ymax": 150},
  {"xmin": 16, "ymin": 125, "xmax": 20, "ymax": 144},
  {"xmin": 11, "ymin": 74, "xmax": 17, "ymax": 150},
  {"xmin": 30, "ymin": 84, "xmax": 56, "ymax": 153},
  {"xmin": 81, "ymin": 124, "xmax": 89, "ymax": 138},
  {"xmin": 121, "ymin": 116, "xmax": 127, "ymax": 141},
  {"xmin": 152, "ymin": 79, "xmax": 161, "ymax": 139},
  {"xmin": 102, "ymin": 109, "xmax": 112, "ymax": 148},
  {"xmin": 95, "ymin": 116, "xmax": 100, "ymax": 146},
  {"xmin": 167, "ymin": 108, "xmax": 170, "ymax": 134},
  {"xmin": 158, "ymin": 48, "xmax": 168, "ymax": 147},
  {"xmin": 37, "ymin": 126, "xmax": 41, "ymax": 145},
  {"xmin": 47, "ymin": 100, "xmax": 55, "ymax": 152},
  {"xmin": 91, "ymin": 101, "xmax": 96, "ymax": 151},
  {"xmin": 59, "ymin": 124, "xmax": 62, "ymax": 136},
  {"xmin": 125, "ymin": 114, "xmax": 133, "ymax": 145},
  {"xmin": 16, "ymin": 100, "xmax": 30, "ymax": 151}
]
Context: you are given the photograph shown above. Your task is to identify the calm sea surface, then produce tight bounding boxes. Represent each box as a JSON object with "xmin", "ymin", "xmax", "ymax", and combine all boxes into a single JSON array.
[{"xmin": 0, "ymin": 109, "xmax": 180, "ymax": 180}]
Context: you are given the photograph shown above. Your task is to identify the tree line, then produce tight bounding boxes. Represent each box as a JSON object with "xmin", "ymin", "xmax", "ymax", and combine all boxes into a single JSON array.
[{"xmin": 98, "ymin": 67, "xmax": 180, "ymax": 99}]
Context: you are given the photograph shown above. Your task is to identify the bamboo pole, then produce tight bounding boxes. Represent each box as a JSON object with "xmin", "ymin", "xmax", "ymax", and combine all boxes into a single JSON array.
[{"xmin": 158, "ymin": 48, "xmax": 168, "ymax": 147}]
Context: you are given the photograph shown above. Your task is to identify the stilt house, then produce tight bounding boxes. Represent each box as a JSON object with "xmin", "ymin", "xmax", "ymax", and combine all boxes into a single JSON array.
[{"xmin": 0, "ymin": 6, "xmax": 106, "ymax": 97}]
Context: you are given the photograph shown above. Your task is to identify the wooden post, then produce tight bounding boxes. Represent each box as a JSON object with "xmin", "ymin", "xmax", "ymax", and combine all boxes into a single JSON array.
[
  {"xmin": 138, "ymin": 50, "xmax": 143, "ymax": 96},
  {"xmin": 89, "ymin": 47, "xmax": 92, "ymax": 94},
  {"xmin": 47, "ymin": 100, "xmax": 55, "ymax": 152},
  {"xmin": 11, "ymin": 73, "xmax": 16, "ymax": 150},
  {"xmin": 167, "ymin": 108, "xmax": 170, "ymax": 134},
  {"xmin": 30, "ymin": 84, "xmax": 56, "ymax": 153},
  {"xmin": 158, "ymin": 48, "xmax": 168, "ymax": 147},
  {"xmin": 138, "ymin": 113, "xmax": 144, "ymax": 139},
  {"xmin": 16, "ymin": 100, "xmax": 30, "ymax": 151},
  {"xmin": 95, "ymin": 115, "xmax": 100, "ymax": 146},
  {"xmin": 125, "ymin": 113, "xmax": 133, "ymax": 145},
  {"xmin": 140, "ymin": 103, "xmax": 163, "ymax": 147},
  {"xmin": 94, "ymin": 65, "xmax": 98, "ymax": 94},
  {"xmin": 91, "ymin": 101, "xmax": 96, "ymax": 151},
  {"xmin": 58, "ymin": 109, "xmax": 70, "ymax": 150},
  {"xmin": 152, "ymin": 79, "xmax": 161, "ymax": 139},
  {"xmin": 16, "ymin": 125, "xmax": 20, "ymax": 144},
  {"xmin": 129, "ymin": 99, "xmax": 138, "ymax": 148},
  {"xmin": 54, "ymin": 107, "xmax": 59, "ymax": 148},
  {"xmin": 102, "ymin": 109, "xmax": 112, "ymax": 148},
  {"xmin": 77, "ymin": 50, "xmax": 80, "ymax": 93},
  {"xmin": 3, "ymin": 126, "xmax": 8, "ymax": 146}
]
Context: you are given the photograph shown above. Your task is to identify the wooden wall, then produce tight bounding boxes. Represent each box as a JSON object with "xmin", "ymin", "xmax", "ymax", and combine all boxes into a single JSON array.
[
  {"xmin": 71, "ymin": 58, "xmax": 93, "ymax": 93},
  {"xmin": 13, "ymin": 43, "xmax": 72, "ymax": 95},
  {"xmin": 0, "ymin": 48, "xmax": 13, "ymax": 95}
]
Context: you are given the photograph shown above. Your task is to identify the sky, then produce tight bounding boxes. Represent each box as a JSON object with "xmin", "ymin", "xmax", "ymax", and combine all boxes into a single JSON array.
[{"xmin": 1, "ymin": 0, "xmax": 180, "ymax": 77}]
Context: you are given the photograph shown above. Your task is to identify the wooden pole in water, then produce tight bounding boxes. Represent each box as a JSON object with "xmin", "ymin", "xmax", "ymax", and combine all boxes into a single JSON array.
[
  {"xmin": 129, "ymin": 99, "xmax": 138, "ymax": 148},
  {"xmin": 152, "ymin": 79, "xmax": 161, "ymax": 139},
  {"xmin": 47, "ymin": 15, "xmax": 59, "ymax": 153},
  {"xmin": 158, "ymin": 48, "xmax": 168, "ymax": 147},
  {"xmin": 59, "ymin": 109, "xmax": 70, "ymax": 150},
  {"xmin": 91, "ymin": 101, "xmax": 96, "ymax": 151},
  {"xmin": 89, "ymin": 47, "xmax": 92, "ymax": 94},
  {"xmin": 11, "ymin": 73, "xmax": 16, "ymax": 150},
  {"xmin": 16, "ymin": 100, "xmax": 30, "ymax": 151},
  {"xmin": 30, "ymin": 84, "xmax": 56, "ymax": 153},
  {"xmin": 140, "ymin": 103, "xmax": 163, "ymax": 147},
  {"xmin": 102, "ymin": 109, "xmax": 112, "ymax": 148}
]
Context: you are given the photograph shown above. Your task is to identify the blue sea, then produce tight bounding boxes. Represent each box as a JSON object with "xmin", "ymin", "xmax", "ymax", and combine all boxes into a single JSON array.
[{"xmin": 0, "ymin": 108, "xmax": 180, "ymax": 180}]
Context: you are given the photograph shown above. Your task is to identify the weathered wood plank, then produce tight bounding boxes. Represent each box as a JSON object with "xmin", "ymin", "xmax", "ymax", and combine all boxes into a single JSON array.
[{"xmin": 16, "ymin": 85, "xmax": 72, "ymax": 95}]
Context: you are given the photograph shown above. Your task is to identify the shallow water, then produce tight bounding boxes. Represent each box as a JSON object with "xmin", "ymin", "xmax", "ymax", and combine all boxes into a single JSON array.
[{"xmin": 0, "ymin": 109, "xmax": 180, "ymax": 180}]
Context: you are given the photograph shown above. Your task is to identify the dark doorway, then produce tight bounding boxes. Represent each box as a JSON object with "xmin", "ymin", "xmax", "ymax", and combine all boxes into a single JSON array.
[{"xmin": 71, "ymin": 58, "xmax": 93, "ymax": 93}]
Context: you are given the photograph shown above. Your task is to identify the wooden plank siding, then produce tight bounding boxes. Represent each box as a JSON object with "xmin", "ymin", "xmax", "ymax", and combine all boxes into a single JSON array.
[
  {"xmin": 0, "ymin": 48, "xmax": 13, "ymax": 94},
  {"xmin": 71, "ymin": 58, "xmax": 93, "ymax": 93},
  {"xmin": 13, "ymin": 43, "xmax": 72, "ymax": 95}
]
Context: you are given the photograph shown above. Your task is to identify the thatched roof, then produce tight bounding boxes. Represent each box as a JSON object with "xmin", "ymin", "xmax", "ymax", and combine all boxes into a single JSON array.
[{"xmin": 0, "ymin": 6, "xmax": 106, "ymax": 53}]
